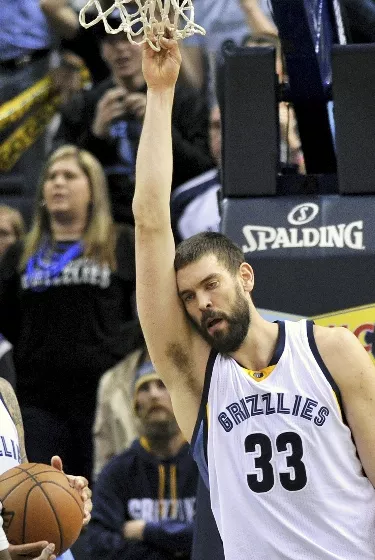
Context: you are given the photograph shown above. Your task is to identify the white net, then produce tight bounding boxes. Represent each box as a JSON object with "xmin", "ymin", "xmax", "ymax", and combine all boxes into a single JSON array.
[{"xmin": 79, "ymin": 0, "xmax": 206, "ymax": 51}]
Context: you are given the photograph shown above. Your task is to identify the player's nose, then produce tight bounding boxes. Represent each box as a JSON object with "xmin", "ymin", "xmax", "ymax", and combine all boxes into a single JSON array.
[{"xmin": 197, "ymin": 294, "xmax": 212, "ymax": 312}]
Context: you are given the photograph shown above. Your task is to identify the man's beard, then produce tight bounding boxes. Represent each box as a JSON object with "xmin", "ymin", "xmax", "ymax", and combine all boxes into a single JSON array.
[
  {"xmin": 187, "ymin": 284, "xmax": 250, "ymax": 354},
  {"xmin": 143, "ymin": 414, "xmax": 180, "ymax": 443}
]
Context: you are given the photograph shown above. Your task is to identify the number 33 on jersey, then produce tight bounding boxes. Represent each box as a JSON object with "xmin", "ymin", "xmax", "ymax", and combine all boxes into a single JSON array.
[{"xmin": 192, "ymin": 320, "xmax": 375, "ymax": 560}]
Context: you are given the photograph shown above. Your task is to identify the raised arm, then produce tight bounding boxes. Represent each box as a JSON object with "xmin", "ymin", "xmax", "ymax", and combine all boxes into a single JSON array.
[{"xmin": 132, "ymin": 37, "xmax": 210, "ymax": 440}]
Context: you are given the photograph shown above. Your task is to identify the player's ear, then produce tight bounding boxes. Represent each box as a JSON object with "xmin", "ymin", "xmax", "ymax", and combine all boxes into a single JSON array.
[{"xmin": 239, "ymin": 262, "xmax": 254, "ymax": 293}]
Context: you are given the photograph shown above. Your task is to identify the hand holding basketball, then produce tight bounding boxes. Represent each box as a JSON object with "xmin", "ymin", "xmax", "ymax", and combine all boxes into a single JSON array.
[
  {"xmin": 8, "ymin": 542, "xmax": 56, "ymax": 560},
  {"xmin": 0, "ymin": 463, "xmax": 85, "ymax": 556},
  {"xmin": 142, "ymin": 34, "xmax": 182, "ymax": 91},
  {"xmin": 50, "ymin": 456, "xmax": 92, "ymax": 526}
]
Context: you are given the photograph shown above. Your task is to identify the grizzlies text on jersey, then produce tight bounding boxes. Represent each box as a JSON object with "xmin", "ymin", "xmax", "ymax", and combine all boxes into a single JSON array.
[{"xmin": 192, "ymin": 320, "xmax": 375, "ymax": 560}]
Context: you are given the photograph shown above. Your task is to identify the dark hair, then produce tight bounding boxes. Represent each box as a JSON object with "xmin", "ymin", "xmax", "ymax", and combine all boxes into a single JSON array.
[{"xmin": 174, "ymin": 232, "xmax": 245, "ymax": 275}]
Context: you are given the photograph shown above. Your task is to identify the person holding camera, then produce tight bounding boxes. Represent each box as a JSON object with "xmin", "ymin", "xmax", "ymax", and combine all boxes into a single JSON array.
[{"xmin": 52, "ymin": 14, "xmax": 213, "ymax": 225}]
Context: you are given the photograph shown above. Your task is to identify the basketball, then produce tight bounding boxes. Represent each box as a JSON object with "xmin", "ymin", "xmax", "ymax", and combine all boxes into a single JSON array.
[{"xmin": 0, "ymin": 463, "xmax": 84, "ymax": 556}]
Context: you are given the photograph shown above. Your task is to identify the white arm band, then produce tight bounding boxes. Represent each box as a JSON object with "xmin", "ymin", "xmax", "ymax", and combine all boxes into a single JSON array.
[{"xmin": 0, "ymin": 502, "xmax": 9, "ymax": 552}]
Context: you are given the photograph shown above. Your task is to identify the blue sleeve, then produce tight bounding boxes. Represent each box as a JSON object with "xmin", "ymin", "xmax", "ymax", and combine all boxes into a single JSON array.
[{"xmin": 143, "ymin": 520, "xmax": 194, "ymax": 555}]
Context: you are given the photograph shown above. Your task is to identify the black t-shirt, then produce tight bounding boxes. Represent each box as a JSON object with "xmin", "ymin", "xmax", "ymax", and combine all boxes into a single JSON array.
[{"xmin": 0, "ymin": 227, "xmax": 136, "ymax": 411}]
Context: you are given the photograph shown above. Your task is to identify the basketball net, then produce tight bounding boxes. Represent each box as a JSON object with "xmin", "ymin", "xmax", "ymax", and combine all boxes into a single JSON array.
[{"xmin": 79, "ymin": 0, "xmax": 206, "ymax": 51}]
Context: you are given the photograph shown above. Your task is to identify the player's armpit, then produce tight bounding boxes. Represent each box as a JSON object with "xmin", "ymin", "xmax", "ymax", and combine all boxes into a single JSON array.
[
  {"xmin": 135, "ymin": 225, "xmax": 210, "ymax": 440},
  {"xmin": 0, "ymin": 379, "xmax": 27, "ymax": 463},
  {"xmin": 315, "ymin": 325, "xmax": 375, "ymax": 487}
]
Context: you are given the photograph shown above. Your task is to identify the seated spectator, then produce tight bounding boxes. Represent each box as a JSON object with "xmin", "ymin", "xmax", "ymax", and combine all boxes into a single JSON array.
[
  {"xmin": 0, "ymin": 145, "xmax": 136, "ymax": 482},
  {"xmin": 0, "ymin": 205, "xmax": 25, "ymax": 388},
  {"xmin": 171, "ymin": 105, "xmax": 221, "ymax": 242},
  {"xmin": 87, "ymin": 361, "xmax": 198, "ymax": 560},
  {"xmin": 93, "ymin": 320, "xmax": 146, "ymax": 480},
  {"xmin": 0, "ymin": 206, "xmax": 25, "ymax": 260},
  {"xmin": 51, "ymin": 13, "xmax": 214, "ymax": 224},
  {"xmin": 171, "ymin": 34, "xmax": 305, "ymax": 243}
]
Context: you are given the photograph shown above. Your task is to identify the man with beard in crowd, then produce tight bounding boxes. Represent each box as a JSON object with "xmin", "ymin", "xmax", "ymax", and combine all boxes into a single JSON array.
[{"xmin": 87, "ymin": 361, "xmax": 198, "ymax": 560}]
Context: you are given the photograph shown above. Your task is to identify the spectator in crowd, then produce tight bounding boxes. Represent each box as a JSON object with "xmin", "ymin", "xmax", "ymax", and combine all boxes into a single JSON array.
[
  {"xmin": 93, "ymin": 320, "xmax": 145, "ymax": 480},
  {"xmin": 87, "ymin": 361, "xmax": 198, "ymax": 560},
  {"xmin": 0, "ymin": 145, "xmax": 136, "ymax": 483},
  {"xmin": 0, "ymin": 206, "xmax": 25, "ymax": 259},
  {"xmin": 51, "ymin": 13, "xmax": 214, "ymax": 224},
  {"xmin": 171, "ymin": 33, "xmax": 304, "ymax": 244},
  {"xmin": 0, "ymin": 0, "xmax": 89, "ymax": 194},
  {"xmin": 0, "ymin": 206, "xmax": 25, "ymax": 388},
  {"xmin": 171, "ymin": 105, "xmax": 221, "ymax": 243},
  {"xmin": 40, "ymin": 0, "xmax": 203, "ymax": 87},
  {"xmin": 0, "ymin": 0, "xmax": 54, "ymax": 192}
]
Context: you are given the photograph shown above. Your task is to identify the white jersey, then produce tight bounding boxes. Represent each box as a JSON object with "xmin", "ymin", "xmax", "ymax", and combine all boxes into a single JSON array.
[
  {"xmin": 0, "ymin": 393, "xmax": 74, "ymax": 560},
  {"xmin": 192, "ymin": 320, "xmax": 375, "ymax": 560},
  {"xmin": 0, "ymin": 393, "xmax": 21, "ymax": 473}
]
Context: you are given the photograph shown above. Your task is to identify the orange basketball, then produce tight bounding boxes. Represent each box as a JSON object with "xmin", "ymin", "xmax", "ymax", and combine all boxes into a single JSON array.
[{"xmin": 0, "ymin": 463, "xmax": 84, "ymax": 556}]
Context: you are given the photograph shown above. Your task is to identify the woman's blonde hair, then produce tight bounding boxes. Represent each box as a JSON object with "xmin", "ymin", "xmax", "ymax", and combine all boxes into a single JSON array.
[
  {"xmin": 20, "ymin": 145, "xmax": 117, "ymax": 271},
  {"xmin": 0, "ymin": 205, "xmax": 25, "ymax": 240}
]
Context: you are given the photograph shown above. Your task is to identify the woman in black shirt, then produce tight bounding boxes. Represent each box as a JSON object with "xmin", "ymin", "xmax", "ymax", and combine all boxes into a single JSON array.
[{"xmin": 0, "ymin": 145, "xmax": 136, "ymax": 482}]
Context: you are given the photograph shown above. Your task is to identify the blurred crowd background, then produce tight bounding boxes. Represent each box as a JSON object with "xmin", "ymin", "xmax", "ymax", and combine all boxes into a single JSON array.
[{"xmin": 1, "ymin": 0, "xmax": 375, "ymax": 558}]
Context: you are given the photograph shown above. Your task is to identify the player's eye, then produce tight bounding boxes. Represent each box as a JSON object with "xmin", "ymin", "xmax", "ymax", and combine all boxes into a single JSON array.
[
  {"xmin": 184, "ymin": 293, "xmax": 194, "ymax": 303},
  {"xmin": 207, "ymin": 281, "xmax": 219, "ymax": 290}
]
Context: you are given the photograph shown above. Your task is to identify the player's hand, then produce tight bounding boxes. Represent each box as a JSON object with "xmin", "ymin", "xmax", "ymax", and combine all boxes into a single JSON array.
[
  {"xmin": 8, "ymin": 542, "xmax": 56, "ymax": 560},
  {"xmin": 92, "ymin": 87, "xmax": 128, "ymax": 138},
  {"xmin": 50, "ymin": 456, "xmax": 92, "ymax": 526},
  {"xmin": 142, "ymin": 33, "xmax": 182, "ymax": 91},
  {"xmin": 125, "ymin": 93, "xmax": 147, "ymax": 120},
  {"xmin": 123, "ymin": 520, "xmax": 146, "ymax": 541}
]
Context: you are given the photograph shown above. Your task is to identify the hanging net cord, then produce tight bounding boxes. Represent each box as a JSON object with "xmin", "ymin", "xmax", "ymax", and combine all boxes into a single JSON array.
[{"xmin": 79, "ymin": 0, "xmax": 206, "ymax": 50}]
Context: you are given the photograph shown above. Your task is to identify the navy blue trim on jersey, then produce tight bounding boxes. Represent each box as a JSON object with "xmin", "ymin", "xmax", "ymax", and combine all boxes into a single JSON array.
[
  {"xmin": 191, "ymin": 348, "xmax": 217, "ymax": 451},
  {"xmin": 269, "ymin": 321, "xmax": 286, "ymax": 366},
  {"xmin": 306, "ymin": 320, "xmax": 347, "ymax": 423},
  {"xmin": 235, "ymin": 321, "xmax": 286, "ymax": 370},
  {"xmin": 192, "ymin": 423, "xmax": 209, "ymax": 489},
  {"xmin": 191, "ymin": 348, "xmax": 217, "ymax": 487}
]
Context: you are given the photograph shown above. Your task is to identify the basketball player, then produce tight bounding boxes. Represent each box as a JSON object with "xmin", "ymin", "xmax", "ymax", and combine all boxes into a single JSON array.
[
  {"xmin": 0, "ymin": 377, "xmax": 92, "ymax": 560},
  {"xmin": 133, "ymin": 35, "xmax": 375, "ymax": 559}
]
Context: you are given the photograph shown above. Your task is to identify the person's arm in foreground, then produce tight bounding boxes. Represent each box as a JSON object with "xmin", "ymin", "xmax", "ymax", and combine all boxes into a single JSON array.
[
  {"xmin": 0, "ymin": 379, "xmax": 92, "ymax": 560},
  {"xmin": 132, "ymin": 36, "xmax": 210, "ymax": 441},
  {"xmin": 316, "ymin": 325, "xmax": 375, "ymax": 487}
]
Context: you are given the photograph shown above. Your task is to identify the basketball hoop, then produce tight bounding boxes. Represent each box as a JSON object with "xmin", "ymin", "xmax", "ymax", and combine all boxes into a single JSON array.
[{"xmin": 79, "ymin": 0, "xmax": 206, "ymax": 51}]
